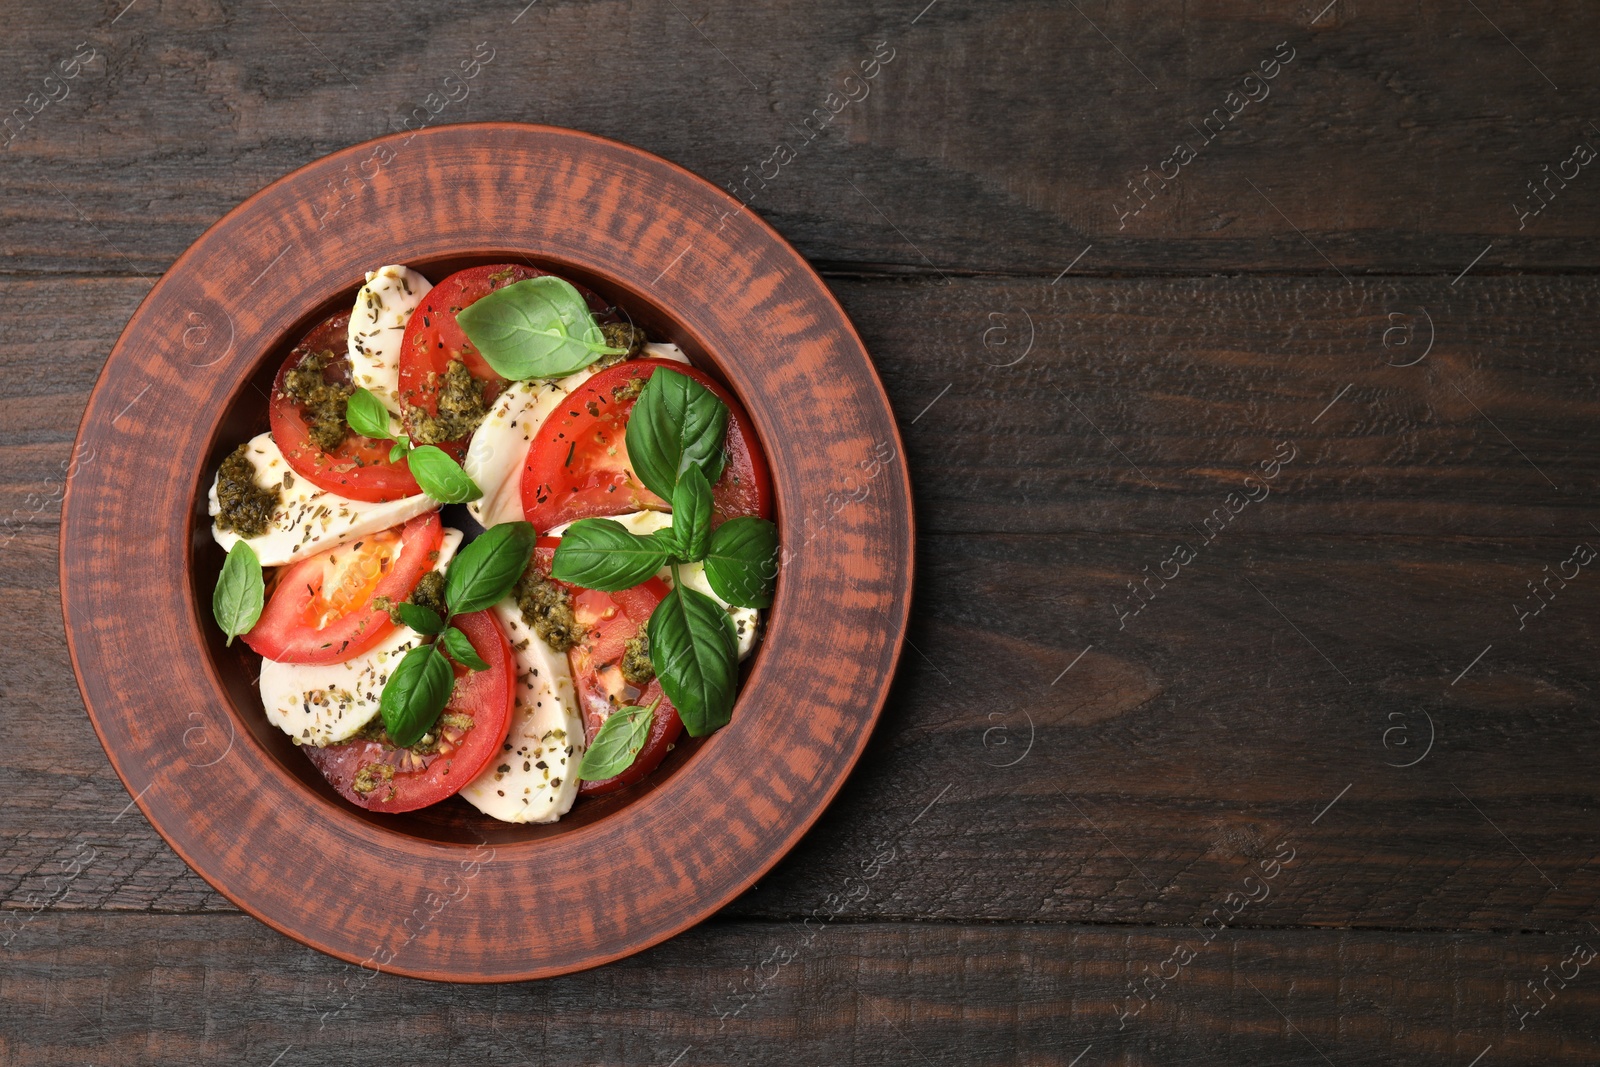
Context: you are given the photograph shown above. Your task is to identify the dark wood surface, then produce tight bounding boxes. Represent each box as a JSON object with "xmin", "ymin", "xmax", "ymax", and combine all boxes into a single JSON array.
[{"xmin": 3, "ymin": 0, "xmax": 1598, "ymax": 1061}]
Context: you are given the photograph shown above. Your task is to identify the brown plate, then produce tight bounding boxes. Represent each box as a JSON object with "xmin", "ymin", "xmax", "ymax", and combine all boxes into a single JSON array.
[{"xmin": 59, "ymin": 123, "xmax": 913, "ymax": 982}]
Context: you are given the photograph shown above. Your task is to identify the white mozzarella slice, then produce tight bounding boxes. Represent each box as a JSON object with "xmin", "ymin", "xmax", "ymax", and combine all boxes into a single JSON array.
[
  {"xmin": 643, "ymin": 341, "xmax": 692, "ymax": 366},
  {"xmin": 348, "ymin": 265, "xmax": 432, "ymax": 413},
  {"xmin": 554, "ymin": 341, "xmax": 691, "ymax": 395},
  {"xmin": 260, "ymin": 529, "xmax": 462, "ymax": 747},
  {"xmin": 209, "ymin": 433, "xmax": 435, "ymax": 567},
  {"xmin": 458, "ymin": 598, "xmax": 585, "ymax": 823},
  {"xmin": 463, "ymin": 379, "xmax": 567, "ymax": 529},
  {"xmin": 548, "ymin": 509, "xmax": 761, "ymax": 659}
]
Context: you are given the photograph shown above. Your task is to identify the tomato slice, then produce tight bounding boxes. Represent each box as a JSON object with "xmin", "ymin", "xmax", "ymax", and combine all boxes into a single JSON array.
[
  {"xmin": 530, "ymin": 538, "xmax": 683, "ymax": 796},
  {"xmin": 269, "ymin": 311, "xmax": 423, "ymax": 503},
  {"xmin": 302, "ymin": 610, "xmax": 515, "ymax": 813},
  {"xmin": 520, "ymin": 358, "xmax": 772, "ymax": 533},
  {"xmin": 242, "ymin": 512, "xmax": 443, "ymax": 665},
  {"xmin": 397, "ymin": 265, "xmax": 609, "ymax": 458}
]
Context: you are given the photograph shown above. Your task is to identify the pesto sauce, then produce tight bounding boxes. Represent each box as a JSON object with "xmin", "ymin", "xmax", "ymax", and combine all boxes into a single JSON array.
[
  {"xmin": 214, "ymin": 443, "xmax": 281, "ymax": 538},
  {"xmin": 589, "ymin": 322, "xmax": 647, "ymax": 371},
  {"xmin": 406, "ymin": 359, "xmax": 489, "ymax": 444},
  {"xmin": 279, "ymin": 349, "xmax": 352, "ymax": 452},
  {"xmin": 514, "ymin": 566, "xmax": 585, "ymax": 652},
  {"xmin": 621, "ymin": 632, "xmax": 654, "ymax": 686}
]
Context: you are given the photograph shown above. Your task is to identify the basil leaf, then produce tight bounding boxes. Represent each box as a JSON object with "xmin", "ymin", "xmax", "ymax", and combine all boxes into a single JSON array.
[
  {"xmin": 455, "ymin": 277, "xmax": 622, "ymax": 380},
  {"xmin": 446, "ymin": 521, "xmax": 535, "ymax": 614},
  {"xmin": 212, "ymin": 540, "xmax": 264, "ymax": 647},
  {"xmin": 387, "ymin": 436, "xmax": 411, "ymax": 464},
  {"xmin": 648, "ymin": 525, "xmax": 683, "ymax": 559},
  {"xmin": 551, "ymin": 518, "xmax": 668, "ymax": 592},
  {"xmin": 379, "ymin": 643, "xmax": 454, "ymax": 747},
  {"xmin": 346, "ymin": 387, "xmax": 395, "ymax": 441},
  {"xmin": 440, "ymin": 626, "xmax": 490, "ymax": 671},
  {"xmin": 647, "ymin": 583, "xmax": 739, "ymax": 737},
  {"xmin": 577, "ymin": 697, "xmax": 660, "ymax": 781},
  {"xmin": 408, "ymin": 445, "xmax": 483, "ymax": 503},
  {"xmin": 671, "ymin": 465, "xmax": 713, "ymax": 562},
  {"xmin": 395, "ymin": 601, "xmax": 445, "ymax": 636},
  {"xmin": 625, "ymin": 368, "xmax": 729, "ymax": 501},
  {"xmin": 702, "ymin": 517, "xmax": 779, "ymax": 609}
]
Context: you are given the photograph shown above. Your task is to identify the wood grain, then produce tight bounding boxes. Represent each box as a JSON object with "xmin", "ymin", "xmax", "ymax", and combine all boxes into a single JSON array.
[
  {"xmin": 5, "ymin": 1, "xmax": 1600, "ymax": 276},
  {"xmin": 4, "ymin": 914, "xmax": 1597, "ymax": 1066},
  {"xmin": 3, "ymin": 0, "xmax": 1599, "ymax": 1055}
]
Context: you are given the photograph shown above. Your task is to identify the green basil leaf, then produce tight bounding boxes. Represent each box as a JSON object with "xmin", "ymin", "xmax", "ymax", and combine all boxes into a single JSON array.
[
  {"xmin": 446, "ymin": 521, "xmax": 535, "ymax": 614},
  {"xmin": 379, "ymin": 643, "xmax": 454, "ymax": 748},
  {"xmin": 387, "ymin": 435, "xmax": 411, "ymax": 464},
  {"xmin": 212, "ymin": 540, "xmax": 264, "ymax": 647},
  {"xmin": 702, "ymin": 516, "xmax": 779, "ymax": 609},
  {"xmin": 346, "ymin": 387, "xmax": 395, "ymax": 441},
  {"xmin": 647, "ymin": 583, "xmax": 739, "ymax": 737},
  {"xmin": 394, "ymin": 601, "xmax": 445, "ymax": 636},
  {"xmin": 455, "ymin": 277, "xmax": 621, "ymax": 380},
  {"xmin": 671, "ymin": 465, "xmax": 713, "ymax": 562},
  {"xmin": 577, "ymin": 697, "xmax": 660, "ymax": 781},
  {"xmin": 647, "ymin": 525, "xmax": 683, "ymax": 559},
  {"xmin": 408, "ymin": 445, "xmax": 483, "ymax": 503},
  {"xmin": 440, "ymin": 626, "xmax": 490, "ymax": 671},
  {"xmin": 551, "ymin": 518, "xmax": 668, "ymax": 592},
  {"xmin": 625, "ymin": 368, "xmax": 730, "ymax": 501}
]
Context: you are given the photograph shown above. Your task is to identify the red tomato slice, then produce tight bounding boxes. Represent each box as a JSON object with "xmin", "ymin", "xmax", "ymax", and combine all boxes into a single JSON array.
[
  {"xmin": 530, "ymin": 538, "xmax": 683, "ymax": 797},
  {"xmin": 302, "ymin": 610, "xmax": 515, "ymax": 813},
  {"xmin": 397, "ymin": 265, "xmax": 609, "ymax": 458},
  {"xmin": 520, "ymin": 358, "xmax": 772, "ymax": 533},
  {"xmin": 242, "ymin": 512, "xmax": 443, "ymax": 665},
  {"xmin": 269, "ymin": 311, "xmax": 423, "ymax": 503}
]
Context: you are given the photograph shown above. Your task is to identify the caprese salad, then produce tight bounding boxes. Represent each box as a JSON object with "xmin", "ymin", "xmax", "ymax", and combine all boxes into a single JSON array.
[{"xmin": 207, "ymin": 263, "xmax": 777, "ymax": 823}]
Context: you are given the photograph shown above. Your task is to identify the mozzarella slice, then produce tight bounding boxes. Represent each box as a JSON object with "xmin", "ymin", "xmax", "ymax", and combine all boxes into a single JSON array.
[
  {"xmin": 549, "ymin": 509, "xmax": 761, "ymax": 659},
  {"xmin": 348, "ymin": 265, "xmax": 432, "ymax": 413},
  {"xmin": 209, "ymin": 433, "xmax": 435, "ymax": 567},
  {"xmin": 260, "ymin": 529, "xmax": 462, "ymax": 746},
  {"xmin": 466, "ymin": 344, "xmax": 697, "ymax": 530},
  {"xmin": 458, "ymin": 598, "xmax": 585, "ymax": 823},
  {"xmin": 464, "ymin": 379, "xmax": 568, "ymax": 528},
  {"xmin": 554, "ymin": 341, "xmax": 691, "ymax": 395}
]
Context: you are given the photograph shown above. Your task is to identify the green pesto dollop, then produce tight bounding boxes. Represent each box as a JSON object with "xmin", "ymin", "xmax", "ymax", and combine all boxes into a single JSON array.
[
  {"xmin": 611, "ymin": 375, "xmax": 648, "ymax": 405},
  {"xmin": 406, "ymin": 570, "xmax": 448, "ymax": 622},
  {"xmin": 214, "ymin": 443, "xmax": 280, "ymax": 538},
  {"xmin": 515, "ymin": 565, "xmax": 585, "ymax": 652},
  {"xmin": 353, "ymin": 710, "xmax": 475, "ymax": 762},
  {"xmin": 588, "ymin": 322, "xmax": 648, "ymax": 372},
  {"xmin": 351, "ymin": 761, "xmax": 393, "ymax": 797},
  {"xmin": 621, "ymin": 632, "xmax": 654, "ymax": 687},
  {"xmin": 406, "ymin": 359, "xmax": 489, "ymax": 445},
  {"xmin": 280, "ymin": 349, "xmax": 352, "ymax": 451}
]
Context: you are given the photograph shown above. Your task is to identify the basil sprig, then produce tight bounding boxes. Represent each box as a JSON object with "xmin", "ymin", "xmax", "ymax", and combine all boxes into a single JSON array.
[
  {"xmin": 626, "ymin": 369, "xmax": 729, "ymax": 500},
  {"xmin": 649, "ymin": 578, "xmax": 741, "ymax": 735},
  {"xmin": 671, "ymin": 467, "xmax": 713, "ymax": 562},
  {"xmin": 440, "ymin": 626, "xmax": 490, "ymax": 671},
  {"xmin": 702, "ymin": 516, "xmax": 780, "ymax": 610},
  {"xmin": 344, "ymin": 386, "xmax": 483, "ymax": 504},
  {"xmin": 455, "ymin": 277, "xmax": 625, "ymax": 380},
  {"xmin": 550, "ymin": 366, "xmax": 779, "ymax": 739},
  {"xmin": 212, "ymin": 541, "xmax": 264, "ymax": 646},
  {"xmin": 379, "ymin": 643, "xmax": 454, "ymax": 747},
  {"xmin": 379, "ymin": 521, "xmax": 536, "ymax": 747},
  {"xmin": 578, "ymin": 697, "xmax": 660, "ymax": 781},
  {"xmin": 551, "ymin": 518, "xmax": 669, "ymax": 591}
]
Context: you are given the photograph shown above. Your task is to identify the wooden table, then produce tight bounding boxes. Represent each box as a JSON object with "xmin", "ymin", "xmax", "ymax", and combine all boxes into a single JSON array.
[{"xmin": 3, "ymin": 2, "xmax": 1597, "ymax": 1063}]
